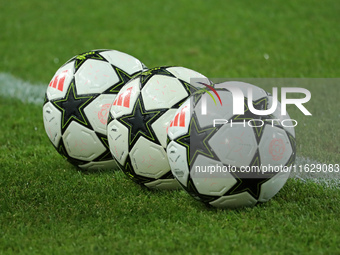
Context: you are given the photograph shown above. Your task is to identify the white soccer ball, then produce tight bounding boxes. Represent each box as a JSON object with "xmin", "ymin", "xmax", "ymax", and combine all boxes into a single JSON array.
[
  {"xmin": 167, "ymin": 81, "xmax": 296, "ymax": 208},
  {"xmin": 107, "ymin": 66, "xmax": 212, "ymax": 189},
  {"xmin": 43, "ymin": 49, "xmax": 146, "ymax": 170}
]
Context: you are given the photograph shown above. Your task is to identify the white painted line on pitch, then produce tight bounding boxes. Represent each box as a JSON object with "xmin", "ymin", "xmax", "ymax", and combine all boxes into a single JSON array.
[
  {"xmin": 0, "ymin": 72, "xmax": 46, "ymax": 105},
  {"xmin": 0, "ymin": 72, "xmax": 338, "ymax": 188},
  {"xmin": 293, "ymin": 156, "xmax": 339, "ymax": 189}
]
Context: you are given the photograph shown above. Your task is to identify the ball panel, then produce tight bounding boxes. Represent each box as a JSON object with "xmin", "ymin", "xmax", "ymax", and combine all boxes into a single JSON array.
[
  {"xmin": 43, "ymin": 102, "xmax": 62, "ymax": 147},
  {"xmin": 194, "ymin": 90, "xmax": 234, "ymax": 129},
  {"xmin": 258, "ymin": 170, "xmax": 290, "ymax": 202},
  {"xmin": 166, "ymin": 66, "xmax": 211, "ymax": 88},
  {"xmin": 141, "ymin": 75, "xmax": 188, "ymax": 110},
  {"xmin": 167, "ymin": 99, "xmax": 191, "ymax": 141},
  {"xmin": 78, "ymin": 159, "xmax": 119, "ymax": 171},
  {"xmin": 209, "ymin": 124, "xmax": 258, "ymax": 168},
  {"xmin": 268, "ymin": 96, "xmax": 296, "ymax": 137},
  {"xmin": 209, "ymin": 192, "xmax": 257, "ymax": 208},
  {"xmin": 144, "ymin": 179, "xmax": 180, "ymax": 190},
  {"xmin": 75, "ymin": 59, "xmax": 119, "ymax": 95},
  {"xmin": 130, "ymin": 137, "xmax": 170, "ymax": 179},
  {"xmin": 46, "ymin": 62, "xmax": 74, "ymax": 100},
  {"xmin": 107, "ymin": 119, "xmax": 129, "ymax": 166},
  {"xmin": 151, "ymin": 109, "xmax": 177, "ymax": 148},
  {"xmin": 259, "ymin": 125, "xmax": 293, "ymax": 166},
  {"xmin": 84, "ymin": 94, "xmax": 116, "ymax": 135},
  {"xmin": 99, "ymin": 50, "xmax": 145, "ymax": 75},
  {"xmin": 110, "ymin": 78, "xmax": 141, "ymax": 118},
  {"xmin": 63, "ymin": 122, "xmax": 106, "ymax": 161},
  {"xmin": 167, "ymin": 140, "xmax": 190, "ymax": 187},
  {"xmin": 191, "ymin": 155, "xmax": 237, "ymax": 196}
]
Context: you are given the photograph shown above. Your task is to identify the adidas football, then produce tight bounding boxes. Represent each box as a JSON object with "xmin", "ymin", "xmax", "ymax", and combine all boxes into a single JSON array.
[
  {"xmin": 107, "ymin": 66, "xmax": 213, "ymax": 189},
  {"xmin": 43, "ymin": 49, "xmax": 146, "ymax": 170},
  {"xmin": 167, "ymin": 81, "xmax": 296, "ymax": 208}
]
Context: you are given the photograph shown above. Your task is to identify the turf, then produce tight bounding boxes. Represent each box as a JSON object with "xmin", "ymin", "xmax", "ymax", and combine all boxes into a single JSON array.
[
  {"xmin": 1, "ymin": 99, "xmax": 340, "ymax": 254},
  {"xmin": 1, "ymin": 0, "xmax": 340, "ymax": 254}
]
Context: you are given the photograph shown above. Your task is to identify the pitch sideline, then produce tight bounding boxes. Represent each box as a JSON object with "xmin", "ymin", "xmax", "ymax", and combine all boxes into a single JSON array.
[{"xmin": 0, "ymin": 72, "xmax": 46, "ymax": 105}]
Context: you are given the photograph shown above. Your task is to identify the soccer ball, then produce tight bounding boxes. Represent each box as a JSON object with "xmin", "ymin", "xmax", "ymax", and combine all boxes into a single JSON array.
[
  {"xmin": 43, "ymin": 49, "xmax": 146, "ymax": 170},
  {"xmin": 107, "ymin": 66, "xmax": 213, "ymax": 189},
  {"xmin": 166, "ymin": 81, "xmax": 296, "ymax": 208}
]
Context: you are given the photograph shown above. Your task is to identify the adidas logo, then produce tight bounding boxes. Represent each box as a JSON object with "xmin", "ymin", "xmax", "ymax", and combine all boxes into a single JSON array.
[
  {"xmin": 113, "ymin": 87, "xmax": 133, "ymax": 108},
  {"xmin": 170, "ymin": 106, "xmax": 187, "ymax": 128},
  {"xmin": 49, "ymin": 70, "xmax": 68, "ymax": 92}
]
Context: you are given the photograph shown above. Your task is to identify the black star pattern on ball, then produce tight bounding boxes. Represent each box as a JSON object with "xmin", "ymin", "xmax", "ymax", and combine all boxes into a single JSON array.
[
  {"xmin": 43, "ymin": 93, "xmax": 48, "ymax": 105},
  {"xmin": 139, "ymin": 66, "xmax": 174, "ymax": 86},
  {"xmin": 232, "ymin": 97, "xmax": 270, "ymax": 121},
  {"xmin": 182, "ymin": 81, "xmax": 202, "ymax": 96},
  {"xmin": 72, "ymin": 50, "xmax": 107, "ymax": 72},
  {"xmin": 52, "ymin": 82, "xmax": 94, "ymax": 132},
  {"xmin": 105, "ymin": 67, "xmax": 138, "ymax": 94},
  {"xmin": 170, "ymin": 81, "xmax": 204, "ymax": 109},
  {"xmin": 117, "ymin": 96, "xmax": 167, "ymax": 148},
  {"xmin": 226, "ymin": 174, "xmax": 274, "ymax": 200},
  {"xmin": 189, "ymin": 86, "xmax": 211, "ymax": 107},
  {"xmin": 57, "ymin": 139, "xmax": 87, "ymax": 166},
  {"xmin": 96, "ymin": 133, "xmax": 114, "ymax": 161},
  {"xmin": 226, "ymin": 152, "xmax": 278, "ymax": 199},
  {"xmin": 185, "ymin": 179, "xmax": 218, "ymax": 204},
  {"xmin": 122, "ymin": 157, "xmax": 154, "ymax": 185},
  {"xmin": 175, "ymin": 114, "xmax": 218, "ymax": 166},
  {"xmin": 285, "ymin": 132, "xmax": 297, "ymax": 167}
]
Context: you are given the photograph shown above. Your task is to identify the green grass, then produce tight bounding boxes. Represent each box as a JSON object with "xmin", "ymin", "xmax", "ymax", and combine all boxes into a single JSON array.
[
  {"xmin": 1, "ymin": 0, "xmax": 340, "ymax": 82},
  {"xmin": 1, "ymin": 0, "xmax": 340, "ymax": 254},
  {"xmin": 1, "ymin": 99, "xmax": 340, "ymax": 254}
]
